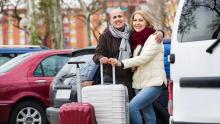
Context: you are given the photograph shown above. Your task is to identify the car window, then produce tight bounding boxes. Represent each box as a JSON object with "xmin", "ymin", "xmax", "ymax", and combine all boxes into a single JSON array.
[
  {"xmin": 34, "ymin": 54, "xmax": 70, "ymax": 77},
  {"xmin": 0, "ymin": 53, "xmax": 33, "ymax": 73},
  {"xmin": 177, "ymin": 0, "xmax": 220, "ymax": 42},
  {"xmin": 54, "ymin": 54, "xmax": 96, "ymax": 85}
]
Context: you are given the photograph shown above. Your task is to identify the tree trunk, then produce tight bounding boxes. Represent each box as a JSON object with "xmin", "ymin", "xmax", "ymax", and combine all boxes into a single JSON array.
[
  {"xmin": 87, "ymin": 13, "xmax": 92, "ymax": 46},
  {"xmin": 47, "ymin": 0, "xmax": 64, "ymax": 49},
  {"xmin": 28, "ymin": 0, "xmax": 38, "ymax": 45}
]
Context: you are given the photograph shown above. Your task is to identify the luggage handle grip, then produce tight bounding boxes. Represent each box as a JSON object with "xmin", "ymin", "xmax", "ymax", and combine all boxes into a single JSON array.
[
  {"xmin": 69, "ymin": 60, "xmax": 85, "ymax": 102},
  {"xmin": 100, "ymin": 63, "xmax": 116, "ymax": 85}
]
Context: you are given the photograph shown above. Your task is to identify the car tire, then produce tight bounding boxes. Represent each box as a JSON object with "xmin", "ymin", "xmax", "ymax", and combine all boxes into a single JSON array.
[
  {"xmin": 9, "ymin": 101, "xmax": 47, "ymax": 124},
  {"xmin": 154, "ymin": 101, "xmax": 170, "ymax": 124}
]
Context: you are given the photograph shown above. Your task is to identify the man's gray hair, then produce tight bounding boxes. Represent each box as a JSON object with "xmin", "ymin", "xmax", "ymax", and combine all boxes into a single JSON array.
[{"xmin": 107, "ymin": 7, "xmax": 125, "ymax": 15}]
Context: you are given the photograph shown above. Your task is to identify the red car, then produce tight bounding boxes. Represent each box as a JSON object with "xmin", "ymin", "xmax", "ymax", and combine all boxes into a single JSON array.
[{"xmin": 0, "ymin": 49, "xmax": 72, "ymax": 124}]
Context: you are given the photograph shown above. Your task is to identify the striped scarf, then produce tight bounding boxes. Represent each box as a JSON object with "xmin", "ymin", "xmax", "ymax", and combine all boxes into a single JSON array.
[{"xmin": 109, "ymin": 24, "xmax": 131, "ymax": 61}]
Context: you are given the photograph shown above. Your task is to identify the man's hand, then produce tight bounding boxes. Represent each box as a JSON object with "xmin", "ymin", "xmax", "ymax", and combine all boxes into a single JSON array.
[
  {"xmin": 99, "ymin": 57, "xmax": 109, "ymax": 64},
  {"xmin": 109, "ymin": 58, "xmax": 122, "ymax": 67},
  {"xmin": 153, "ymin": 31, "xmax": 163, "ymax": 44}
]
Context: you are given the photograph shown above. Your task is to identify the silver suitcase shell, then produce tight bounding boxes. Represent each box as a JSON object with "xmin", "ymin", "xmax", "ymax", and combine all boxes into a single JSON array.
[
  {"xmin": 82, "ymin": 64, "xmax": 129, "ymax": 124},
  {"xmin": 46, "ymin": 107, "xmax": 59, "ymax": 124}
]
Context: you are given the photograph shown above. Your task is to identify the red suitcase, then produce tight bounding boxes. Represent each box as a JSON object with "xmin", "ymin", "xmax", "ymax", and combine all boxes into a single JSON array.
[
  {"xmin": 60, "ymin": 102, "xmax": 96, "ymax": 124},
  {"xmin": 59, "ymin": 61, "xmax": 96, "ymax": 124}
]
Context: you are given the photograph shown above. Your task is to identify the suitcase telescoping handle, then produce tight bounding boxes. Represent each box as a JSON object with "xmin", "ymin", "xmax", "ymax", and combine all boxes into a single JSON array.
[
  {"xmin": 100, "ymin": 63, "xmax": 116, "ymax": 85},
  {"xmin": 68, "ymin": 61, "xmax": 85, "ymax": 102}
]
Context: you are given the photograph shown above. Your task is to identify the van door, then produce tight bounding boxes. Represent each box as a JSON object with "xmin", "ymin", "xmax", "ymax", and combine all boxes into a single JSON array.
[{"xmin": 171, "ymin": 0, "xmax": 220, "ymax": 123}]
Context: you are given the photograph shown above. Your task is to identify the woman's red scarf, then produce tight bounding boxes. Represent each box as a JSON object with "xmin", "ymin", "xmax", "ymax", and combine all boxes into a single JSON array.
[{"xmin": 131, "ymin": 27, "xmax": 155, "ymax": 49}]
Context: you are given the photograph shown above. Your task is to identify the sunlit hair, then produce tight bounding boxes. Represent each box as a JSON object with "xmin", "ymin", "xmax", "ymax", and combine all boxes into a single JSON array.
[{"xmin": 129, "ymin": 10, "xmax": 155, "ymax": 31}]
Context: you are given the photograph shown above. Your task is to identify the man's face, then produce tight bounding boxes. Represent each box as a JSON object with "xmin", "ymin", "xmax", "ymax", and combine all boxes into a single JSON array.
[{"xmin": 110, "ymin": 10, "xmax": 125, "ymax": 29}]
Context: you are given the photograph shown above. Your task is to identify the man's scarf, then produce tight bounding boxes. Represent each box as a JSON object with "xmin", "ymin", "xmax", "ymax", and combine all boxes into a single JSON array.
[{"xmin": 109, "ymin": 24, "xmax": 131, "ymax": 61}]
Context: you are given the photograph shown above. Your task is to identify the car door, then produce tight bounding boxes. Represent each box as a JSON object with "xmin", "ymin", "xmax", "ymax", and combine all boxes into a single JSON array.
[
  {"xmin": 171, "ymin": 0, "xmax": 220, "ymax": 123},
  {"xmin": 28, "ymin": 54, "xmax": 71, "ymax": 103}
]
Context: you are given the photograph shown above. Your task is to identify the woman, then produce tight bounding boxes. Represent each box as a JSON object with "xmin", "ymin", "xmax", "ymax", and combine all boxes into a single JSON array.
[{"xmin": 109, "ymin": 10, "xmax": 167, "ymax": 124}]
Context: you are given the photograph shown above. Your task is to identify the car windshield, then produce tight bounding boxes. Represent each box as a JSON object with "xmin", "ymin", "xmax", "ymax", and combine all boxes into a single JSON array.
[{"xmin": 0, "ymin": 52, "xmax": 34, "ymax": 73}]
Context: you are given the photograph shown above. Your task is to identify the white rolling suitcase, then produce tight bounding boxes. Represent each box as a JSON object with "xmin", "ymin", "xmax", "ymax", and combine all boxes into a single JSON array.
[{"xmin": 82, "ymin": 64, "xmax": 129, "ymax": 124}]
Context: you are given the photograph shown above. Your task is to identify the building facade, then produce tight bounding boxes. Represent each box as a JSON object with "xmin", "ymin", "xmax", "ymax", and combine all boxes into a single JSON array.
[{"xmin": 0, "ymin": 0, "xmax": 178, "ymax": 48}]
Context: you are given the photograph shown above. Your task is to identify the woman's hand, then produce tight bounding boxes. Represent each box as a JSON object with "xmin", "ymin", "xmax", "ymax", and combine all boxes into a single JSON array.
[
  {"xmin": 153, "ymin": 31, "xmax": 164, "ymax": 44},
  {"xmin": 109, "ymin": 58, "xmax": 122, "ymax": 67}
]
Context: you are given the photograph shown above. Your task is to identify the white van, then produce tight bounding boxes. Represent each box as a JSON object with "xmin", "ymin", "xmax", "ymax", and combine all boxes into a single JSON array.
[{"xmin": 169, "ymin": 0, "xmax": 220, "ymax": 124}]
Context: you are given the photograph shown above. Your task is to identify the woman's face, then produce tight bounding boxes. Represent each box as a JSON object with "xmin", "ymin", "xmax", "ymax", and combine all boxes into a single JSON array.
[{"xmin": 132, "ymin": 14, "xmax": 147, "ymax": 32}]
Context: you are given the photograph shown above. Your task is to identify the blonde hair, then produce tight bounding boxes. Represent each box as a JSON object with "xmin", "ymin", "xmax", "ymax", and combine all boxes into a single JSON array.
[{"xmin": 129, "ymin": 10, "xmax": 155, "ymax": 31}]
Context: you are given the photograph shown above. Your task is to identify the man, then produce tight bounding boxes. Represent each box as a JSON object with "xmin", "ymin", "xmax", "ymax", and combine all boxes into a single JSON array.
[{"xmin": 93, "ymin": 8, "xmax": 135, "ymax": 101}]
